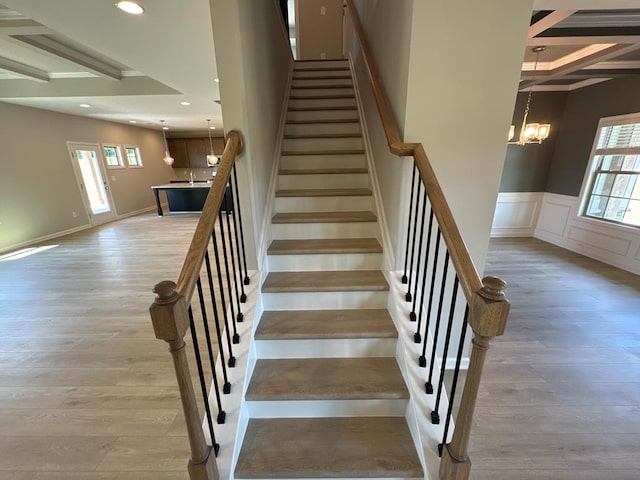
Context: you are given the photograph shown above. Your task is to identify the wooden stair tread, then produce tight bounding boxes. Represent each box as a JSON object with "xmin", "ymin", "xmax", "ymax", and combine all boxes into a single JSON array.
[
  {"xmin": 293, "ymin": 67, "xmax": 350, "ymax": 72},
  {"xmin": 288, "ymin": 106, "xmax": 357, "ymax": 111},
  {"xmin": 281, "ymin": 149, "xmax": 365, "ymax": 156},
  {"xmin": 290, "ymin": 94, "xmax": 355, "ymax": 100},
  {"xmin": 292, "ymin": 75, "xmax": 352, "ymax": 80},
  {"xmin": 279, "ymin": 167, "xmax": 368, "ymax": 175},
  {"xmin": 291, "ymin": 85, "xmax": 354, "ymax": 90},
  {"xmin": 235, "ymin": 417, "xmax": 423, "ymax": 478},
  {"xmin": 256, "ymin": 309, "xmax": 397, "ymax": 339},
  {"xmin": 287, "ymin": 119, "xmax": 360, "ymax": 124},
  {"xmin": 272, "ymin": 211, "xmax": 377, "ymax": 223},
  {"xmin": 262, "ymin": 270, "xmax": 388, "ymax": 293},
  {"xmin": 268, "ymin": 238, "xmax": 382, "ymax": 255},
  {"xmin": 276, "ymin": 188, "xmax": 371, "ymax": 197},
  {"xmin": 246, "ymin": 357, "xmax": 408, "ymax": 400},
  {"xmin": 283, "ymin": 133, "xmax": 361, "ymax": 139}
]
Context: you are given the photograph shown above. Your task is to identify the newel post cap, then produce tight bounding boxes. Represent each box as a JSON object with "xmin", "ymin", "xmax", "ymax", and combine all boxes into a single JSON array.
[
  {"xmin": 469, "ymin": 276, "xmax": 510, "ymax": 338},
  {"xmin": 149, "ymin": 280, "xmax": 189, "ymax": 341}
]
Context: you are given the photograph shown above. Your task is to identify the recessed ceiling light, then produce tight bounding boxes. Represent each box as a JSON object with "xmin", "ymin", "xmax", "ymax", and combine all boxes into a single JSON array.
[
  {"xmin": 129, "ymin": 120, "xmax": 137, "ymax": 124},
  {"xmin": 209, "ymin": 126, "xmax": 216, "ymax": 130},
  {"xmin": 214, "ymin": 78, "xmax": 219, "ymax": 83},
  {"xmin": 163, "ymin": 126, "xmax": 169, "ymax": 130},
  {"xmin": 180, "ymin": 101, "xmax": 191, "ymax": 106},
  {"xmin": 116, "ymin": 1, "xmax": 144, "ymax": 15},
  {"xmin": 79, "ymin": 103, "xmax": 91, "ymax": 108}
]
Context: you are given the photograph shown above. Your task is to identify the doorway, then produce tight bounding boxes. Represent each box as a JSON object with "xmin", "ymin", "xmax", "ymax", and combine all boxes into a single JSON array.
[{"xmin": 67, "ymin": 142, "xmax": 116, "ymax": 226}]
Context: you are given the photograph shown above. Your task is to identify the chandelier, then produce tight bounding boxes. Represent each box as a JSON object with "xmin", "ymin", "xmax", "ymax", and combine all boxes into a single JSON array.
[{"xmin": 509, "ymin": 46, "xmax": 551, "ymax": 145}]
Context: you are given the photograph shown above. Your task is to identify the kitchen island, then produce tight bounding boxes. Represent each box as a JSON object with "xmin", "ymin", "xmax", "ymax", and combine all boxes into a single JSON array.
[{"xmin": 151, "ymin": 181, "xmax": 232, "ymax": 216}]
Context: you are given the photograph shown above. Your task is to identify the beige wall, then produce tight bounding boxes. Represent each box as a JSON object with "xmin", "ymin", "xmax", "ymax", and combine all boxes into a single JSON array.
[
  {"xmin": 349, "ymin": 0, "xmax": 414, "ymax": 268},
  {"xmin": 211, "ymin": 0, "xmax": 293, "ymax": 269},
  {"xmin": 296, "ymin": 0, "xmax": 344, "ymax": 60},
  {"xmin": 0, "ymin": 102, "xmax": 173, "ymax": 253},
  {"xmin": 403, "ymin": 0, "xmax": 532, "ymax": 271}
]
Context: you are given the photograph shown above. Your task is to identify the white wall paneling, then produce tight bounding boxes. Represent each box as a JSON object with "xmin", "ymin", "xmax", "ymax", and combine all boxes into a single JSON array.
[{"xmin": 491, "ymin": 192, "xmax": 544, "ymax": 237}]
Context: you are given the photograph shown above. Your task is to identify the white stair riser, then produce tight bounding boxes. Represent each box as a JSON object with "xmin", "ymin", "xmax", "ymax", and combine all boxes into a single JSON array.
[
  {"xmin": 289, "ymin": 98, "xmax": 356, "ymax": 109},
  {"xmin": 287, "ymin": 109, "xmax": 358, "ymax": 122},
  {"xmin": 267, "ymin": 252, "xmax": 383, "ymax": 271},
  {"xmin": 246, "ymin": 399, "xmax": 407, "ymax": 418},
  {"xmin": 285, "ymin": 122, "xmax": 360, "ymax": 136},
  {"xmin": 255, "ymin": 337, "xmax": 395, "ymax": 357},
  {"xmin": 290, "ymin": 87, "xmax": 354, "ymax": 97},
  {"xmin": 283, "ymin": 137, "xmax": 363, "ymax": 151},
  {"xmin": 275, "ymin": 195, "xmax": 372, "ymax": 212},
  {"xmin": 293, "ymin": 69, "xmax": 351, "ymax": 79},
  {"xmin": 272, "ymin": 222, "xmax": 378, "ymax": 240},
  {"xmin": 291, "ymin": 78, "xmax": 353, "ymax": 88},
  {"xmin": 261, "ymin": 291, "xmax": 388, "ymax": 310},
  {"xmin": 295, "ymin": 60, "xmax": 348, "ymax": 69},
  {"xmin": 280, "ymin": 153, "xmax": 366, "ymax": 170},
  {"xmin": 277, "ymin": 173, "xmax": 369, "ymax": 190}
]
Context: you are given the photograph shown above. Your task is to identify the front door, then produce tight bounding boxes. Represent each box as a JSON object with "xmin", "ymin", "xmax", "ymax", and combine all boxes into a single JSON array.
[{"xmin": 67, "ymin": 142, "xmax": 116, "ymax": 226}]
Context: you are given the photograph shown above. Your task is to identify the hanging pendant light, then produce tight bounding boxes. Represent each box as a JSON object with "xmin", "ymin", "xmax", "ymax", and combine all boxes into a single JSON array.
[
  {"xmin": 206, "ymin": 119, "xmax": 219, "ymax": 166},
  {"xmin": 160, "ymin": 120, "xmax": 174, "ymax": 166},
  {"xmin": 509, "ymin": 46, "xmax": 551, "ymax": 145}
]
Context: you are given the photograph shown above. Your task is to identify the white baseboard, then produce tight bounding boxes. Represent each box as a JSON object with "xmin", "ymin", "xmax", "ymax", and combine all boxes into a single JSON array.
[
  {"xmin": 0, "ymin": 223, "xmax": 92, "ymax": 254},
  {"xmin": 491, "ymin": 192, "xmax": 543, "ymax": 238},
  {"xmin": 535, "ymin": 192, "xmax": 640, "ymax": 276},
  {"xmin": 117, "ymin": 203, "xmax": 167, "ymax": 220}
]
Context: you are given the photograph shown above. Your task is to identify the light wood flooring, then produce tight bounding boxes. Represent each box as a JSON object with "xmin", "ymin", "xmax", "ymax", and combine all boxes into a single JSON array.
[
  {"xmin": 2, "ymin": 219, "xmax": 640, "ymax": 479},
  {"xmin": 469, "ymin": 238, "xmax": 640, "ymax": 480}
]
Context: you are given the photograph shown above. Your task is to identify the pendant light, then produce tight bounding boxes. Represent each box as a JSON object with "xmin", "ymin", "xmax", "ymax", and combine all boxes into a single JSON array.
[
  {"xmin": 160, "ymin": 120, "xmax": 174, "ymax": 166},
  {"xmin": 509, "ymin": 46, "xmax": 551, "ymax": 145},
  {"xmin": 206, "ymin": 119, "xmax": 219, "ymax": 166}
]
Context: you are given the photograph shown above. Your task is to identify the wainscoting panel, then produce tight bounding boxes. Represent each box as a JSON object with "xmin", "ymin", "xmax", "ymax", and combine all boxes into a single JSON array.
[
  {"xmin": 535, "ymin": 193, "xmax": 640, "ymax": 276},
  {"xmin": 491, "ymin": 192, "xmax": 543, "ymax": 237}
]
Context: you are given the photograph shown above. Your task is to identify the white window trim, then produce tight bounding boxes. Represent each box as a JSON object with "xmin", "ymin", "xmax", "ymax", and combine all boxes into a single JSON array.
[
  {"xmin": 102, "ymin": 144, "xmax": 125, "ymax": 169},
  {"xmin": 123, "ymin": 145, "xmax": 143, "ymax": 168},
  {"xmin": 577, "ymin": 111, "xmax": 640, "ymax": 229}
]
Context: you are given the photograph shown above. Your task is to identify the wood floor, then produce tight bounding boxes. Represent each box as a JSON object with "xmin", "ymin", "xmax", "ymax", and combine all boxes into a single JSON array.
[
  {"xmin": 2, "ymin": 219, "xmax": 640, "ymax": 479},
  {"xmin": 469, "ymin": 238, "xmax": 640, "ymax": 480}
]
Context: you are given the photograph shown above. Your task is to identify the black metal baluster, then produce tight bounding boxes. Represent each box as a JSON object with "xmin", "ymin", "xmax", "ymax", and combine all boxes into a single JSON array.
[
  {"xmin": 204, "ymin": 251, "xmax": 231, "ymax": 393},
  {"xmin": 414, "ymin": 209, "xmax": 435, "ymax": 344},
  {"xmin": 211, "ymin": 230, "xmax": 236, "ymax": 367},
  {"xmin": 195, "ymin": 277, "xmax": 226, "ymax": 423},
  {"xmin": 425, "ymin": 251, "xmax": 450, "ymax": 394},
  {"xmin": 438, "ymin": 304, "xmax": 470, "ymax": 457},
  {"xmin": 431, "ymin": 275, "xmax": 460, "ymax": 425},
  {"xmin": 419, "ymin": 228, "xmax": 442, "ymax": 368},
  {"xmin": 187, "ymin": 305, "xmax": 219, "ymax": 454},
  {"xmin": 410, "ymin": 190, "xmax": 428, "ymax": 326},
  {"xmin": 223, "ymin": 194, "xmax": 244, "ymax": 322},
  {"xmin": 232, "ymin": 165, "xmax": 250, "ymax": 286},
  {"xmin": 405, "ymin": 180, "xmax": 423, "ymax": 302},
  {"xmin": 402, "ymin": 164, "xmax": 417, "ymax": 284},
  {"xmin": 217, "ymin": 210, "xmax": 240, "ymax": 344},
  {"xmin": 229, "ymin": 175, "xmax": 247, "ymax": 303}
]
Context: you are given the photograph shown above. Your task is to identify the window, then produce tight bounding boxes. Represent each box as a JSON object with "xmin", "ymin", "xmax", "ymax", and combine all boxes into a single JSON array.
[
  {"xmin": 103, "ymin": 145, "xmax": 124, "ymax": 168},
  {"xmin": 124, "ymin": 146, "xmax": 143, "ymax": 167},
  {"xmin": 582, "ymin": 116, "xmax": 640, "ymax": 227}
]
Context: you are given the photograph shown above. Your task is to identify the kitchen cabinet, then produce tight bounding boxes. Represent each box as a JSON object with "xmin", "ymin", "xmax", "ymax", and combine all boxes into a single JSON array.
[{"xmin": 167, "ymin": 137, "xmax": 226, "ymax": 168}]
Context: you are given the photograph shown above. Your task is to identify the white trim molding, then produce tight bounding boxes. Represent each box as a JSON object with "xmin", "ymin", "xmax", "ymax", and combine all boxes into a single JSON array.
[
  {"xmin": 535, "ymin": 192, "xmax": 640, "ymax": 276},
  {"xmin": 491, "ymin": 192, "xmax": 544, "ymax": 238}
]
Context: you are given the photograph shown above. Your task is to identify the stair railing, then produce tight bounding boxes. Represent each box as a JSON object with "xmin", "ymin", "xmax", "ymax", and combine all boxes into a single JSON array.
[
  {"xmin": 149, "ymin": 131, "xmax": 248, "ymax": 480},
  {"xmin": 344, "ymin": 2, "xmax": 510, "ymax": 479}
]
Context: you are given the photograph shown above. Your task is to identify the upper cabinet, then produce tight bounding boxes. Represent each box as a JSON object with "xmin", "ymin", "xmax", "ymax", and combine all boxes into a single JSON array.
[{"xmin": 167, "ymin": 137, "xmax": 225, "ymax": 168}]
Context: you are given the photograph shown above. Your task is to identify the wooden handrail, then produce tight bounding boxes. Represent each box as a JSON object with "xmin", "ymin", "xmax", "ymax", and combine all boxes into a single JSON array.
[
  {"xmin": 176, "ymin": 130, "xmax": 244, "ymax": 303},
  {"xmin": 344, "ymin": 0, "xmax": 482, "ymax": 302}
]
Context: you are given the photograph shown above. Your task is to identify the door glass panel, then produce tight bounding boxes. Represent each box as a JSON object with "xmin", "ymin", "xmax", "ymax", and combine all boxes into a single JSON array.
[{"xmin": 75, "ymin": 149, "xmax": 111, "ymax": 214}]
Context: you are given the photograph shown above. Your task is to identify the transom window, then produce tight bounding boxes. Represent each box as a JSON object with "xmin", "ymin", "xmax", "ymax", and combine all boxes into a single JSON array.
[
  {"xmin": 124, "ymin": 146, "xmax": 143, "ymax": 167},
  {"xmin": 103, "ymin": 145, "xmax": 124, "ymax": 168},
  {"xmin": 582, "ymin": 118, "xmax": 640, "ymax": 227}
]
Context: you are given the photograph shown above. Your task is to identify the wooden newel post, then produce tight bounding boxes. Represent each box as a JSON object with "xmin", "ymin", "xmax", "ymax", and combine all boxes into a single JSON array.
[
  {"xmin": 440, "ymin": 276, "xmax": 510, "ymax": 480},
  {"xmin": 149, "ymin": 280, "xmax": 219, "ymax": 480}
]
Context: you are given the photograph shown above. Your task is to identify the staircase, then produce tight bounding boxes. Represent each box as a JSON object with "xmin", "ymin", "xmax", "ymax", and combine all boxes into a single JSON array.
[{"xmin": 234, "ymin": 60, "xmax": 423, "ymax": 478}]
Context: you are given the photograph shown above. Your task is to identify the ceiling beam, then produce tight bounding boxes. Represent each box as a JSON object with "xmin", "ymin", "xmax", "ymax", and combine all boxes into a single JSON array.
[
  {"xmin": 520, "ymin": 43, "xmax": 640, "ymax": 89},
  {"xmin": 0, "ymin": 55, "xmax": 49, "ymax": 82},
  {"xmin": 11, "ymin": 34, "xmax": 122, "ymax": 80},
  {"xmin": 529, "ymin": 10, "xmax": 577, "ymax": 38}
]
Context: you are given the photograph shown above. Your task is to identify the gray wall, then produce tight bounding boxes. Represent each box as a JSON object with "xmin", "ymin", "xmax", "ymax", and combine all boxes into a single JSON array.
[
  {"xmin": 501, "ymin": 91, "xmax": 568, "ymax": 192},
  {"xmin": 0, "ymin": 102, "xmax": 173, "ymax": 252},
  {"xmin": 547, "ymin": 75, "xmax": 640, "ymax": 196}
]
